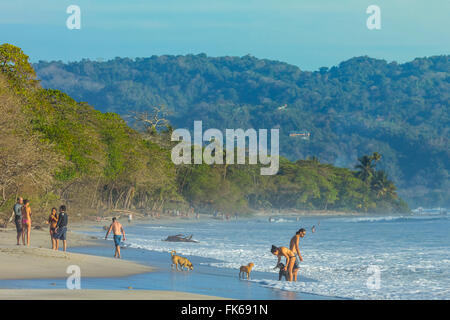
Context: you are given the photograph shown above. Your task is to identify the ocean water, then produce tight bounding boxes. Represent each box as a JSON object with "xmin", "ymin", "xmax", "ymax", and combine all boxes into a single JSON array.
[
  {"xmin": 115, "ymin": 212, "xmax": 450, "ymax": 300},
  {"xmin": 2, "ymin": 213, "xmax": 447, "ymax": 300}
]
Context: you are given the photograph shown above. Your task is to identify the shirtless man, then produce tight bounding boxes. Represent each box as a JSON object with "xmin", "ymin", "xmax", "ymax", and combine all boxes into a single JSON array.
[
  {"xmin": 21, "ymin": 200, "xmax": 32, "ymax": 246},
  {"xmin": 271, "ymin": 245, "xmax": 297, "ymax": 281},
  {"xmin": 289, "ymin": 228, "xmax": 306, "ymax": 281},
  {"xmin": 105, "ymin": 217, "xmax": 126, "ymax": 258}
]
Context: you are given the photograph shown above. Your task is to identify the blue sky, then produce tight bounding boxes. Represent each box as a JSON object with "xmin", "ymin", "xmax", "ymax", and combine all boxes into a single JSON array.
[{"xmin": 1, "ymin": 0, "xmax": 449, "ymax": 70}]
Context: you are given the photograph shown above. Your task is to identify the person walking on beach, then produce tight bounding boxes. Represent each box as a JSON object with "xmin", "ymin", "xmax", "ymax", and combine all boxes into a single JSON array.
[
  {"xmin": 47, "ymin": 208, "xmax": 58, "ymax": 249},
  {"xmin": 8, "ymin": 197, "xmax": 24, "ymax": 245},
  {"xmin": 21, "ymin": 200, "xmax": 32, "ymax": 246},
  {"xmin": 105, "ymin": 217, "xmax": 126, "ymax": 259},
  {"xmin": 53, "ymin": 205, "xmax": 68, "ymax": 251},
  {"xmin": 271, "ymin": 245, "xmax": 297, "ymax": 281},
  {"xmin": 289, "ymin": 228, "xmax": 306, "ymax": 281}
]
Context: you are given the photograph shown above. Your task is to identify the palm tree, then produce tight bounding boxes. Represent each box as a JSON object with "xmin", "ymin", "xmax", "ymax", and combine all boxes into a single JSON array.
[
  {"xmin": 355, "ymin": 152, "xmax": 383, "ymax": 183},
  {"xmin": 371, "ymin": 152, "xmax": 381, "ymax": 163},
  {"xmin": 371, "ymin": 170, "xmax": 397, "ymax": 199},
  {"xmin": 355, "ymin": 155, "xmax": 376, "ymax": 182}
]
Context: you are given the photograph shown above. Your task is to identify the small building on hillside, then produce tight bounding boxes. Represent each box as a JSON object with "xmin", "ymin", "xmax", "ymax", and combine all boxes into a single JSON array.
[{"xmin": 289, "ymin": 130, "xmax": 310, "ymax": 140}]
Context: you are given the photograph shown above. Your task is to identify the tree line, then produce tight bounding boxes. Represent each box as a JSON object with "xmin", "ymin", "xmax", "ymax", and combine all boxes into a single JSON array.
[
  {"xmin": 0, "ymin": 44, "xmax": 408, "ymax": 222},
  {"xmin": 33, "ymin": 52, "xmax": 449, "ymax": 207}
]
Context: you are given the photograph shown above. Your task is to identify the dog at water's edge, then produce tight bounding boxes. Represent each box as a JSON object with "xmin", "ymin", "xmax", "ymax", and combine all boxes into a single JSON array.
[
  {"xmin": 239, "ymin": 262, "xmax": 254, "ymax": 279},
  {"xmin": 275, "ymin": 262, "xmax": 288, "ymax": 281},
  {"xmin": 170, "ymin": 250, "xmax": 194, "ymax": 271}
]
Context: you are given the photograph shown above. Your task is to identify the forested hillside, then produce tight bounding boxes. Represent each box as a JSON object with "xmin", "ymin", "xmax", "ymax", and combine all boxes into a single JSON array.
[
  {"xmin": 34, "ymin": 54, "xmax": 450, "ymax": 207},
  {"xmin": 0, "ymin": 44, "xmax": 408, "ymax": 221}
]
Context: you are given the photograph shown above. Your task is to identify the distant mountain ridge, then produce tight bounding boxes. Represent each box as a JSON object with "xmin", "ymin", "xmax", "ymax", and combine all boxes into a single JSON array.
[{"xmin": 34, "ymin": 54, "xmax": 450, "ymax": 207}]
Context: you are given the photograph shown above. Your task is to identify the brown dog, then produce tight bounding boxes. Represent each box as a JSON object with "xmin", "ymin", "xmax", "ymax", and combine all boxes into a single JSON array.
[
  {"xmin": 170, "ymin": 250, "xmax": 194, "ymax": 271},
  {"xmin": 239, "ymin": 263, "xmax": 254, "ymax": 279}
]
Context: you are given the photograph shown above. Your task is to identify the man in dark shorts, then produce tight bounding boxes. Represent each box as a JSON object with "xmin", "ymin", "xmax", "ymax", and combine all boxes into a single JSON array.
[
  {"xmin": 292, "ymin": 258, "xmax": 300, "ymax": 279},
  {"xmin": 105, "ymin": 217, "xmax": 126, "ymax": 258},
  {"xmin": 53, "ymin": 205, "xmax": 68, "ymax": 251},
  {"xmin": 8, "ymin": 197, "xmax": 23, "ymax": 245}
]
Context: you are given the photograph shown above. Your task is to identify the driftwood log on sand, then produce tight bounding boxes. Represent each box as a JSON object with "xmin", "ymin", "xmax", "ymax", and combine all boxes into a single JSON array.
[{"xmin": 163, "ymin": 234, "xmax": 199, "ymax": 243}]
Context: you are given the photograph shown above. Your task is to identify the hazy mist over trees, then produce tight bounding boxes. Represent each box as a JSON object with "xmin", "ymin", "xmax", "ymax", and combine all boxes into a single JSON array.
[
  {"xmin": 34, "ymin": 54, "xmax": 450, "ymax": 207},
  {"xmin": 0, "ymin": 44, "xmax": 411, "ymax": 220}
]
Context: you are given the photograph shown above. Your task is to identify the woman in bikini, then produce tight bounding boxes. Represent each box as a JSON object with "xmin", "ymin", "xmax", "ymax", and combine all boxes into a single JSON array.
[
  {"xmin": 289, "ymin": 228, "xmax": 306, "ymax": 281},
  {"xmin": 48, "ymin": 207, "xmax": 58, "ymax": 249},
  {"xmin": 271, "ymin": 245, "xmax": 297, "ymax": 281},
  {"xmin": 21, "ymin": 199, "xmax": 32, "ymax": 246}
]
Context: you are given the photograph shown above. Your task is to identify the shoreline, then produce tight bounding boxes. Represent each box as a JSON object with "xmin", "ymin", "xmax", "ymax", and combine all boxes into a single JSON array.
[
  {"xmin": 69, "ymin": 209, "xmax": 365, "ymax": 230},
  {"xmin": 253, "ymin": 209, "xmax": 361, "ymax": 217},
  {"xmin": 0, "ymin": 222, "xmax": 229, "ymax": 299},
  {"xmin": 0, "ymin": 215, "xmax": 329, "ymax": 300},
  {"xmin": 4, "ymin": 208, "xmax": 379, "ymax": 237},
  {"xmin": 0, "ymin": 211, "xmax": 407, "ymax": 300},
  {"xmin": 0, "ymin": 225, "xmax": 154, "ymax": 280},
  {"xmin": 0, "ymin": 246, "xmax": 154, "ymax": 280},
  {"xmin": 0, "ymin": 289, "xmax": 228, "ymax": 300}
]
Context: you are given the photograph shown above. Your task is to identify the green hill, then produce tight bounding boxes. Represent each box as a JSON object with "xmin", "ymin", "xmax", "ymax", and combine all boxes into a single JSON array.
[
  {"xmin": 0, "ymin": 44, "xmax": 409, "ymax": 220},
  {"xmin": 33, "ymin": 54, "xmax": 450, "ymax": 208}
]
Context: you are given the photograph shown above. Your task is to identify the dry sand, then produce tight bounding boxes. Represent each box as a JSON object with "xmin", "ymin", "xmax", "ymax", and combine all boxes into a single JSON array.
[
  {"xmin": 0, "ymin": 226, "xmax": 154, "ymax": 280},
  {"xmin": 0, "ymin": 225, "xmax": 96, "ymax": 249},
  {"xmin": 0, "ymin": 289, "xmax": 227, "ymax": 300},
  {"xmin": 0, "ymin": 246, "xmax": 154, "ymax": 280},
  {"xmin": 0, "ymin": 223, "xmax": 227, "ymax": 299}
]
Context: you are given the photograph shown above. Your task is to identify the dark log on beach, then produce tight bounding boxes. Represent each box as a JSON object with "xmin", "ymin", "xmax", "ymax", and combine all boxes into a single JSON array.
[{"xmin": 163, "ymin": 234, "xmax": 199, "ymax": 243}]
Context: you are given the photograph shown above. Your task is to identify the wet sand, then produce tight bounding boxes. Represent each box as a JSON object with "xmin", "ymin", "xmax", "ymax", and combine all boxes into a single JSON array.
[
  {"xmin": 0, "ymin": 224, "xmax": 225, "ymax": 299},
  {"xmin": 0, "ymin": 246, "xmax": 154, "ymax": 280},
  {"xmin": 0, "ymin": 289, "xmax": 227, "ymax": 300},
  {"xmin": 0, "ymin": 225, "xmax": 153, "ymax": 280}
]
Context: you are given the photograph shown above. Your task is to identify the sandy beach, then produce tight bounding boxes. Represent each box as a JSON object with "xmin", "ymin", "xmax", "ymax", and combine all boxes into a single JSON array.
[
  {"xmin": 0, "ymin": 224, "xmax": 155, "ymax": 280},
  {"xmin": 0, "ymin": 246, "xmax": 154, "ymax": 280},
  {"xmin": 0, "ymin": 211, "xmax": 358, "ymax": 300},
  {"xmin": 0, "ymin": 222, "xmax": 227, "ymax": 299},
  {"xmin": 0, "ymin": 289, "xmax": 226, "ymax": 300}
]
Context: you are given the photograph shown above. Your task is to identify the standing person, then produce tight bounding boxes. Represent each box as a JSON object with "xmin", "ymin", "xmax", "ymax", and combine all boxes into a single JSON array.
[
  {"xmin": 8, "ymin": 197, "xmax": 23, "ymax": 245},
  {"xmin": 53, "ymin": 205, "xmax": 68, "ymax": 251},
  {"xmin": 289, "ymin": 228, "xmax": 306, "ymax": 281},
  {"xmin": 105, "ymin": 217, "xmax": 126, "ymax": 259},
  {"xmin": 270, "ymin": 245, "xmax": 297, "ymax": 282},
  {"xmin": 47, "ymin": 208, "xmax": 58, "ymax": 249},
  {"xmin": 21, "ymin": 200, "xmax": 32, "ymax": 246}
]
